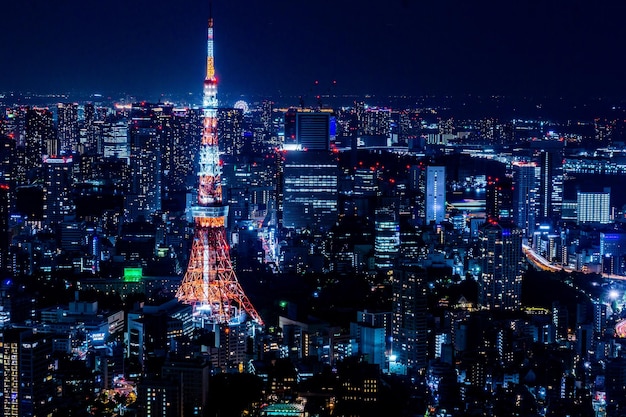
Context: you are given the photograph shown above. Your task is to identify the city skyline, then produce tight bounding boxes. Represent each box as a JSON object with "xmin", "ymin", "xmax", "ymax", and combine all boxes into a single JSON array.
[
  {"xmin": 3, "ymin": 2, "xmax": 626, "ymax": 415},
  {"xmin": 2, "ymin": 0, "xmax": 626, "ymax": 98}
]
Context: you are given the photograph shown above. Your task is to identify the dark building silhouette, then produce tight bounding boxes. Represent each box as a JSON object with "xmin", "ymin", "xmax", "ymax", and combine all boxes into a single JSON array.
[
  {"xmin": 1, "ymin": 328, "xmax": 56, "ymax": 417},
  {"xmin": 296, "ymin": 112, "xmax": 330, "ymax": 151},
  {"xmin": 485, "ymin": 175, "xmax": 513, "ymax": 221},
  {"xmin": 478, "ymin": 219, "xmax": 523, "ymax": 311}
]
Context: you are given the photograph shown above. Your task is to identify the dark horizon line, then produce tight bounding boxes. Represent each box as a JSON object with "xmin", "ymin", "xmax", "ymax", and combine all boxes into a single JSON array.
[{"xmin": 4, "ymin": 89, "xmax": 626, "ymax": 103}]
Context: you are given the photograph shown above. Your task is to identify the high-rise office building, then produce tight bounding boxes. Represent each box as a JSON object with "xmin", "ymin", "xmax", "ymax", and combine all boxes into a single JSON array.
[
  {"xmin": 538, "ymin": 147, "xmax": 563, "ymax": 221},
  {"xmin": 0, "ymin": 135, "xmax": 16, "ymax": 186},
  {"xmin": 600, "ymin": 232, "xmax": 626, "ymax": 275},
  {"xmin": 512, "ymin": 162, "xmax": 538, "ymax": 236},
  {"xmin": 350, "ymin": 320, "xmax": 386, "ymax": 368},
  {"xmin": 0, "ymin": 183, "xmax": 9, "ymax": 272},
  {"xmin": 154, "ymin": 105, "xmax": 190, "ymax": 196},
  {"xmin": 137, "ymin": 380, "xmax": 180, "ymax": 417},
  {"xmin": 57, "ymin": 102, "xmax": 79, "ymax": 154},
  {"xmin": 426, "ymin": 165, "xmax": 446, "ymax": 224},
  {"xmin": 485, "ymin": 176, "xmax": 513, "ymax": 220},
  {"xmin": 1, "ymin": 328, "xmax": 56, "ymax": 417},
  {"xmin": 409, "ymin": 164, "xmax": 426, "ymax": 223},
  {"xmin": 2, "ymin": 106, "xmax": 28, "ymax": 147},
  {"xmin": 392, "ymin": 266, "xmax": 428, "ymax": 372},
  {"xmin": 283, "ymin": 108, "xmax": 298, "ymax": 147},
  {"xmin": 221, "ymin": 158, "xmax": 276, "ymax": 225},
  {"xmin": 128, "ymin": 103, "xmax": 162, "ymax": 220},
  {"xmin": 354, "ymin": 168, "xmax": 379, "ymax": 197},
  {"xmin": 605, "ymin": 357, "xmax": 626, "ymax": 411},
  {"xmin": 296, "ymin": 112, "xmax": 330, "ymax": 151},
  {"xmin": 374, "ymin": 208, "xmax": 400, "ymax": 270},
  {"xmin": 478, "ymin": 219, "xmax": 523, "ymax": 311},
  {"xmin": 594, "ymin": 301, "xmax": 608, "ymax": 341},
  {"xmin": 282, "ymin": 151, "xmax": 338, "ymax": 231},
  {"xmin": 210, "ymin": 322, "xmax": 250, "ymax": 372},
  {"xmin": 22, "ymin": 108, "xmax": 54, "ymax": 184},
  {"xmin": 363, "ymin": 107, "xmax": 391, "ymax": 136},
  {"xmin": 160, "ymin": 359, "xmax": 211, "ymax": 416},
  {"xmin": 82, "ymin": 102, "xmax": 107, "ymax": 155},
  {"xmin": 43, "ymin": 156, "xmax": 74, "ymax": 225},
  {"xmin": 218, "ymin": 108, "xmax": 244, "ymax": 155},
  {"xmin": 95, "ymin": 120, "xmax": 129, "ymax": 159},
  {"xmin": 166, "ymin": 108, "xmax": 199, "ymax": 194},
  {"xmin": 577, "ymin": 189, "xmax": 611, "ymax": 224},
  {"xmin": 261, "ymin": 100, "xmax": 273, "ymax": 132}
]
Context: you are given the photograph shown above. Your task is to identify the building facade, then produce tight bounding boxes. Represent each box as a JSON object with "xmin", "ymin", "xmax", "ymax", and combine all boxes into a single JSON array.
[
  {"xmin": 478, "ymin": 220, "xmax": 523, "ymax": 311},
  {"xmin": 426, "ymin": 165, "xmax": 446, "ymax": 224}
]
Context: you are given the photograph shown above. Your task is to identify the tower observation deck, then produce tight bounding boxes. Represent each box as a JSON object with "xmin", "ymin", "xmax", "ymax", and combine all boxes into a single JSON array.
[{"xmin": 176, "ymin": 14, "xmax": 263, "ymax": 326}]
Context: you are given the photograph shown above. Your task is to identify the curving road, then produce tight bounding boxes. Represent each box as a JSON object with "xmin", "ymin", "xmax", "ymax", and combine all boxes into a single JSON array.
[{"xmin": 523, "ymin": 244, "xmax": 626, "ymax": 281}]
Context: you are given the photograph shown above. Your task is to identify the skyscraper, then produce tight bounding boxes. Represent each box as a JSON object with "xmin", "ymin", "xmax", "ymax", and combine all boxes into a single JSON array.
[
  {"xmin": 2, "ymin": 106, "xmax": 28, "ymax": 147},
  {"xmin": 392, "ymin": 266, "xmax": 428, "ymax": 372},
  {"xmin": 22, "ymin": 108, "xmax": 54, "ymax": 184},
  {"xmin": 57, "ymin": 102, "xmax": 79, "ymax": 154},
  {"xmin": 261, "ymin": 100, "xmax": 273, "ymax": 132},
  {"xmin": 296, "ymin": 112, "xmax": 330, "ymax": 151},
  {"xmin": 478, "ymin": 219, "xmax": 523, "ymax": 311},
  {"xmin": 161, "ymin": 359, "xmax": 210, "ymax": 416},
  {"xmin": 538, "ymin": 146, "xmax": 563, "ymax": 221},
  {"xmin": 282, "ymin": 151, "xmax": 338, "ymax": 231},
  {"xmin": 176, "ymin": 13, "xmax": 262, "ymax": 326},
  {"xmin": 362, "ymin": 107, "xmax": 391, "ymax": 137},
  {"xmin": 374, "ymin": 208, "xmax": 400, "ymax": 270},
  {"xmin": 165, "ymin": 108, "xmax": 199, "ymax": 194},
  {"xmin": 97, "ymin": 120, "xmax": 129, "ymax": 159},
  {"xmin": 128, "ymin": 103, "xmax": 162, "ymax": 220},
  {"xmin": 600, "ymin": 232, "xmax": 626, "ymax": 275},
  {"xmin": 485, "ymin": 176, "xmax": 513, "ymax": 220},
  {"xmin": 0, "ymin": 183, "xmax": 9, "ymax": 272},
  {"xmin": 2, "ymin": 328, "xmax": 56, "ymax": 417},
  {"xmin": 42, "ymin": 156, "xmax": 73, "ymax": 225},
  {"xmin": 354, "ymin": 168, "xmax": 379, "ymax": 197},
  {"xmin": 426, "ymin": 165, "xmax": 446, "ymax": 224},
  {"xmin": 0, "ymin": 134, "xmax": 16, "ymax": 186},
  {"xmin": 512, "ymin": 161, "xmax": 537, "ymax": 236},
  {"xmin": 283, "ymin": 108, "xmax": 298, "ymax": 147},
  {"xmin": 218, "ymin": 108, "xmax": 244, "ymax": 155},
  {"xmin": 83, "ymin": 102, "xmax": 96, "ymax": 152},
  {"xmin": 577, "ymin": 189, "xmax": 611, "ymax": 224}
]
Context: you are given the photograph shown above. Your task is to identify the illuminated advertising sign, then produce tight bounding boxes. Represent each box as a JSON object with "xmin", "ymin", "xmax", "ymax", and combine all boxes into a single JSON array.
[{"xmin": 123, "ymin": 267, "xmax": 142, "ymax": 282}]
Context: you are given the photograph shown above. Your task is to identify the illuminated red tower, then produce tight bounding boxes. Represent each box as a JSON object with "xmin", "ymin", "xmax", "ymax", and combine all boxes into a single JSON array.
[{"xmin": 176, "ymin": 13, "xmax": 263, "ymax": 326}]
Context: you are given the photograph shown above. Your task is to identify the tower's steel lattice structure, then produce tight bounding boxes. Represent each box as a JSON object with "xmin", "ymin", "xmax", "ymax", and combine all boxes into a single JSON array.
[{"xmin": 176, "ymin": 15, "xmax": 263, "ymax": 326}]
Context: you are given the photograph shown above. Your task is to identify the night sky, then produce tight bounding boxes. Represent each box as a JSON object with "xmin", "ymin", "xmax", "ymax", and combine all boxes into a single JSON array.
[{"xmin": 2, "ymin": 0, "xmax": 626, "ymax": 100}]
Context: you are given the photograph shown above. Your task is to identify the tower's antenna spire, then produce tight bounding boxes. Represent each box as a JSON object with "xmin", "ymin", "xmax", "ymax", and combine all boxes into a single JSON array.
[
  {"xmin": 206, "ymin": 0, "xmax": 215, "ymax": 81},
  {"xmin": 208, "ymin": 0, "xmax": 213, "ymax": 28}
]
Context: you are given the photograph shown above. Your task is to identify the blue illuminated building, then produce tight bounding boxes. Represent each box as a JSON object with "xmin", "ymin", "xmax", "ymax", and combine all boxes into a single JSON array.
[
  {"xmin": 426, "ymin": 165, "xmax": 445, "ymax": 224},
  {"xmin": 600, "ymin": 232, "xmax": 626, "ymax": 275}
]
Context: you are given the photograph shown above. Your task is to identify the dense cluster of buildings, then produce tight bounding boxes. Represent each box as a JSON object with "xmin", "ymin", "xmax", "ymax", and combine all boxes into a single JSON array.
[
  {"xmin": 1, "ymin": 93, "xmax": 626, "ymax": 416},
  {"xmin": 3, "ymin": 12, "xmax": 626, "ymax": 417}
]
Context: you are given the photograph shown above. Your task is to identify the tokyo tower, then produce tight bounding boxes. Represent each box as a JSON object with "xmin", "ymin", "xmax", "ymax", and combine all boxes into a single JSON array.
[{"xmin": 176, "ymin": 12, "xmax": 263, "ymax": 326}]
